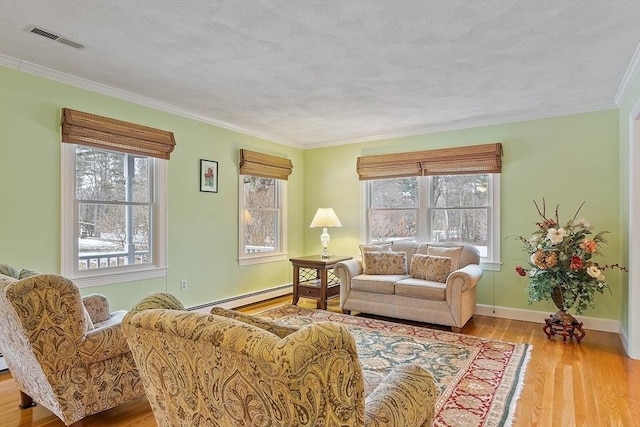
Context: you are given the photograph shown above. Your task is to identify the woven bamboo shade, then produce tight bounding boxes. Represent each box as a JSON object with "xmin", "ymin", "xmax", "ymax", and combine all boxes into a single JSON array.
[
  {"xmin": 239, "ymin": 149, "xmax": 293, "ymax": 180},
  {"xmin": 61, "ymin": 108, "xmax": 176, "ymax": 160},
  {"xmin": 356, "ymin": 142, "xmax": 502, "ymax": 180}
]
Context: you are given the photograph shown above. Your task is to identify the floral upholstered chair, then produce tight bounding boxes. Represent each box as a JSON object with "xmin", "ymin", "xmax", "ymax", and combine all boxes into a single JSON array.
[
  {"xmin": 0, "ymin": 268, "xmax": 145, "ymax": 426},
  {"xmin": 123, "ymin": 296, "xmax": 437, "ymax": 427}
]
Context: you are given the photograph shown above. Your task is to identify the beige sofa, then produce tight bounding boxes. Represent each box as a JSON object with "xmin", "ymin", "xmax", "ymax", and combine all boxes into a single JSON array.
[
  {"xmin": 123, "ymin": 293, "xmax": 438, "ymax": 426},
  {"xmin": 334, "ymin": 241, "xmax": 482, "ymax": 332}
]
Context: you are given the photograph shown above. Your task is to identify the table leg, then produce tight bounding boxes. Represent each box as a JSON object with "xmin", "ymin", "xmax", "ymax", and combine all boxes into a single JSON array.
[
  {"xmin": 319, "ymin": 269, "xmax": 328, "ymax": 310},
  {"xmin": 292, "ymin": 265, "xmax": 300, "ymax": 305}
]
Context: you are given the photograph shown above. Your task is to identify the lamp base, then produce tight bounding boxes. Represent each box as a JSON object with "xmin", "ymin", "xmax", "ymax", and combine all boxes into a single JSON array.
[{"xmin": 320, "ymin": 247, "xmax": 329, "ymax": 258}]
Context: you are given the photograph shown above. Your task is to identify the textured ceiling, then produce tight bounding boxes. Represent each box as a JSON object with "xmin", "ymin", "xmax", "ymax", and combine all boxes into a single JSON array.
[{"xmin": 1, "ymin": 0, "xmax": 639, "ymax": 147}]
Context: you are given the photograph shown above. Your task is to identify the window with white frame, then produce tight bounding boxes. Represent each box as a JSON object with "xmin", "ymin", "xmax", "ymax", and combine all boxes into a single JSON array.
[
  {"xmin": 60, "ymin": 108, "xmax": 172, "ymax": 287},
  {"xmin": 365, "ymin": 174, "xmax": 500, "ymax": 267},
  {"xmin": 61, "ymin": 144, "xmax": 168, "ymax": 286},
  {"xmin": 238, "ymin": 175, "xmax": 288, "ymax": 265}
]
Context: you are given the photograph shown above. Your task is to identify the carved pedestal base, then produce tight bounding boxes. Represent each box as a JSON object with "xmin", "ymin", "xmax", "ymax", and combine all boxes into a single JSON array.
[{"xmin": 543, "ymin": 310, "xmax": 585, "ymax": 343}]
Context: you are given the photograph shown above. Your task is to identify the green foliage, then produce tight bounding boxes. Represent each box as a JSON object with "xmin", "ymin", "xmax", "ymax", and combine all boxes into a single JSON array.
[{"xmin": 514, "ymin": 200, "xmax": 625, "ymax": 314}]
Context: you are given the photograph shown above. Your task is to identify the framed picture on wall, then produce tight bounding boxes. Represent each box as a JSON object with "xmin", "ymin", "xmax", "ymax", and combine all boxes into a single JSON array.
[{"xmin": 200, "ymin": 159, "xmax": 218, "ymax": 193}]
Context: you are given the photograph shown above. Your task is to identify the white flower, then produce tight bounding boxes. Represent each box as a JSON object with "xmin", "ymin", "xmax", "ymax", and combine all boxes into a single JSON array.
[
  {"xmin": 575, "ymin": 218, "xmax": 592, "ymax": 230},
  {"xmin": 587, "ymin": 265, "xmax": 601, "ymax": 278},
  {"xmin": 547, "ymin": 228, "xmax": 567, "ymax": 244}
]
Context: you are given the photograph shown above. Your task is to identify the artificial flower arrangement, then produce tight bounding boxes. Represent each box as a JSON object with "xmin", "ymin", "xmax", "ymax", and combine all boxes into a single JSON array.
[{"xmin": 515, "ymin": 199, "xmax": 627, "ymax": 315}]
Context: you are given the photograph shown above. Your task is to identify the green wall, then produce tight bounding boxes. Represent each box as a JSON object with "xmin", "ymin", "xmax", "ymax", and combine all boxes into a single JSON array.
[
  {"xmin": 0, "ymin": 66, "xmax": 304, "ymax": 310},
  {"xmin": 0, "ymin": 65, "xmax": 627, "ymax": 322},
  {"xmin": 304, "ymin": 110, "xmax": 624, "ymax": 319}
]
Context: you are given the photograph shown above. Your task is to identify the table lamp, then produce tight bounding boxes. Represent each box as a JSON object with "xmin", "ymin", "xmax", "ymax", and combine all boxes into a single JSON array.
[{"xmin": 309, "ymin": 208, "xmax": 343, "ymax": 258}]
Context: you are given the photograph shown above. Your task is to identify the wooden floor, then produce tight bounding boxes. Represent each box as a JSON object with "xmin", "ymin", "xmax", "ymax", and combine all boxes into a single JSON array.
[{"xmin": 1, "ymin": 296, "xmax": 639, "ymax": 426}]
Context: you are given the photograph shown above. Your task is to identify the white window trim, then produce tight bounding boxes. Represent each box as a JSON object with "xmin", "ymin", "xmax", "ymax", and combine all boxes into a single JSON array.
[
  {"xmin": 360, "ymin": 174, "xmax": 501, "ymax": 271},
  {"xmin": 61, "ymin": 143, "xmax": 168, "ymax": 288},
  {"xmin": 238, "ymin": 176, "xmax": 288, "ymax": 266}
]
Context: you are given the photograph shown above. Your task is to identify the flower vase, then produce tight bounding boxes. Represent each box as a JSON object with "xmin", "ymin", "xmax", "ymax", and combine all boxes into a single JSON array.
[{"xmin": 543, "ymin": 286, "xmax": 586, "ymax": 343}]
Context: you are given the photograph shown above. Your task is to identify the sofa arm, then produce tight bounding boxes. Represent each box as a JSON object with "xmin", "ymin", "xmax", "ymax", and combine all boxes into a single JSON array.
[
  {"xmin": 210, "ymin": 307, "xmax": 298, "ymax": 339},
  {"xmin": 334, "ymin": 259, "xmax": 363, "ymax": 306},
  {"xmin": 446, "ymin": 264, "xmax": 483, "ymax": 295},
  {"xmin": 365, "ymin": 364, "xmax": 437, "ymax": 427},
  {"xmin": 78, "ymin": 321, "xmax": 131, "ymax": 364}
]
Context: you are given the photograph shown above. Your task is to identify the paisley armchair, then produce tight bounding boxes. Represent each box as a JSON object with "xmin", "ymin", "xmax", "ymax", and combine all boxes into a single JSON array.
[
  {"xmin": 123, "ymin": 296, "xmax": 437, "ymax": 427},
  {"xmin": 0, "ymin": 271, "xmax": 145, "ymax": 426}
]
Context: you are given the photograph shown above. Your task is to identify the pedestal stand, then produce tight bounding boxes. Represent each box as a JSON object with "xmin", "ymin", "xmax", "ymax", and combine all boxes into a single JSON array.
[{"xmin": 542, "ymin": 310, "xmax": 586, "ymax": 343}]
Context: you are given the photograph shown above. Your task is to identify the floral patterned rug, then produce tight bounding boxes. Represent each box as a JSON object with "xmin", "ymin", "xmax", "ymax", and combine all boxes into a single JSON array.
[{"xmin": 257, "ymin": 305, "xmax": 531, "ymax": 427}]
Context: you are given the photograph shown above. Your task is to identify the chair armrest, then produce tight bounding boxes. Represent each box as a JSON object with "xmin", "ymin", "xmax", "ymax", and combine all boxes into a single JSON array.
[
  {"xmin": 446, "ymin": 264, "xmax": 483, "ymax": 295},
  {"xmin": 277, "ymin": 322, "xmax": 366, "ymax": 424},
  {"xmin": 130, "ymin": 292, "xmax": 185, "ymax": 312},
  {"xmin": 78, "ymin": 320, "xmax": 131, "ymax": 364},
  {"xmin": 82, "ymin": 294, "xmax": 111, "ymax": 324},
  {"xmin": 210, "ymin": 307, "xmax": 298, "ymax": 339},
  {"xmin": 365, "ymin": 364, "xmax": 437, "ymax": 427}
]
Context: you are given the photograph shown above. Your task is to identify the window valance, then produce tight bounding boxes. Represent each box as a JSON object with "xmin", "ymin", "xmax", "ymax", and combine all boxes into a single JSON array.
[
  {"xmin": 239, "ymin": 149, "xmax": 293, "ymax": 180},
  {"xmin": 356, "ymin": 142, "xmax": 502, "ymax": 180},
  {"xmin": 61, "ymin": 108, "xmax": 176, "ymax": 160}
]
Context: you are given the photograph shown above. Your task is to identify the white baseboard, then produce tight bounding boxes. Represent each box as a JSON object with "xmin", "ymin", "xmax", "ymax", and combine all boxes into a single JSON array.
[
  {"xmin": 185, "ymin": 287, "xmax": 621, "ymax": 334},
  {"xmin": 475, "ymin": 304, "xmax": 621, "ymax": 334},
  {"xmin": 188, "ymin": 284, "xmax": 293, "ymax": 314}
]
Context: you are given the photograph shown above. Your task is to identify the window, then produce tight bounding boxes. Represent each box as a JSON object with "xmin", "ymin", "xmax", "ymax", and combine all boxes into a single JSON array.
[
  {"xmin": 238, "ymin": 175, "xmax": 288, "ymax": 265},
  {"xmin": 365, "ymin": 174, "xmax": 500, "ymax": 269},
  {"xmin": 61, "ymin": 144, "xmax": 168, "ymax": 286},
  {"xmin": 60, "ymin": 108, "xmax": 173, "ymax": 286}
]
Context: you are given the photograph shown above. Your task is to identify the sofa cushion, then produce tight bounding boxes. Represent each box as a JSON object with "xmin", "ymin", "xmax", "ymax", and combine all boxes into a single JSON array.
[
  {"xmin": 410, "ymin": 254, "xmax": 451, "ymax": 282},
  {"xmin": 364, "ymin": 251, "xmax": 407, "ymax": 275},
  {"xmin": 426, "ymin": 246, "xmax": 463, "ymax": 270},
  {"xmin": 359, "ymin": 243, "xmax": 392, "ymax": 270},
  {"xmin": 351, "ymin": 275, "xmax": 403, "ymax": 294},
  {"xmin": 395, "ymin": 278, "xmax": 447, "ymax": 301}
]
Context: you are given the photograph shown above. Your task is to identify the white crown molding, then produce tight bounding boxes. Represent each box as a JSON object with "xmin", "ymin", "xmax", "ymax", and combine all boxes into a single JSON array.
[
  {"xmin": 475, "ymin": 304, "xmax": 622, "ymax": 334},
  {"xmin": 0, "ymin": 54, "xmax": 304, "ymax": 149},
  {"xmin": 0, "ymin": 53, "xmax": 621, "ymax": 150},
  {"xmin": 614, "ymin": 42, "xmax": 640, "ymax": 107},
  {"xmin": 303, "ymin": 102, "xmax": 617, "ymax": 149}
]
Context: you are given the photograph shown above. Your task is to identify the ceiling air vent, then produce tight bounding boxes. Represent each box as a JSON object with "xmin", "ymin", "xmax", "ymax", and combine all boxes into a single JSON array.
[{"xmin": 26, "ymin": 25, "xmax": 84, "ymax": 50}]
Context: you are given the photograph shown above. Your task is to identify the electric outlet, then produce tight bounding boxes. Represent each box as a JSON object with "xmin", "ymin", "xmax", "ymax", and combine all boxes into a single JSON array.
[{"xmin": 181, "ymin": 279, "xmax": 188, "ymax": 290}]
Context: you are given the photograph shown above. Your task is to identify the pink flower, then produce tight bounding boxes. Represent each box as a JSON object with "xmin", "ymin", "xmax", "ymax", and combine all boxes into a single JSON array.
[{"xmin": 570, "ymin": 256, "xmax": 583, "ymax": 270}]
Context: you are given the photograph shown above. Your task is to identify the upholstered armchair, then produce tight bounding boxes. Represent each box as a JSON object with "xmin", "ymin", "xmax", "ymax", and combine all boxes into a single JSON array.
[
  {"xmin": 123, "ymin": 298, "xmax": 437, "ymax": 427},
  {"xmin": 0, "ymin": 271, "xmax": 145, "ymax": 426}
]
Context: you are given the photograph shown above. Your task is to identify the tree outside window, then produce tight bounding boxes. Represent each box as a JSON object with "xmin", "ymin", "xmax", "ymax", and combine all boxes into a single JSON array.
[{"xmin": 368, "ymin": 174, "xmax": 495, "ymax": 259}]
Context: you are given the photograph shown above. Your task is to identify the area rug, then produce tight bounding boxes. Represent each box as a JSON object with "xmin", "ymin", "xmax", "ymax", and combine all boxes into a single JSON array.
[{"xmin": 256, "ymin": 305, "xmax": 531, "ymax": 427}]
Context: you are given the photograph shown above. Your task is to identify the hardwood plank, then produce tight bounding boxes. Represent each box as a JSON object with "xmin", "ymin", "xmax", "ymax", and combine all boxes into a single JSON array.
[{"xmin": 0, "ymin": 295, "xmax": 638, "ymax": 426}]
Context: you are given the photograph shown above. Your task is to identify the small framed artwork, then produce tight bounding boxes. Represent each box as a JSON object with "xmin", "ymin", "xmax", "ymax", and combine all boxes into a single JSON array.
[{"xmin": 200, "ymin": 159, "xmax": 218, "ymax": 193}]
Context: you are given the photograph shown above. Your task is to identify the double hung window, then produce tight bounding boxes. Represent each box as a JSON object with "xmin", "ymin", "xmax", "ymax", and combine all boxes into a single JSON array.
[
  {"xmin": 238, "ymin": 149, "xmax": 291, "ymax": 265},
  {"xmin": 360, "ymin": 143, "xmax": 502, "ymax": 269},
  {"xmin": 60, "ymin": 109, "xmax": 173, "ymax": 286}
]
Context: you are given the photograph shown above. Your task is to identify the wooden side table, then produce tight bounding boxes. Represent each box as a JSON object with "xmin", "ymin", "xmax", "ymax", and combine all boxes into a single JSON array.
[{"xmin": 290, "ymin": 255, "xmax": 352, "ymax": 310}]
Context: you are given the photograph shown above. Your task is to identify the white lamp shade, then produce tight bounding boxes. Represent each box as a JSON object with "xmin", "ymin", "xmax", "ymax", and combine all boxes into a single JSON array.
[{"xmin": 309, "ymin": 208, "xmax": 342, "ymax": 228}]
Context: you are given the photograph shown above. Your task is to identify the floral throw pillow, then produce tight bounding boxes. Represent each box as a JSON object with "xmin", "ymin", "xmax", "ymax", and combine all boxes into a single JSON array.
[
  {"xmin": 364, "ymin": 251, "xmax": 407, "ymax": 275},
  {"xmin": 410, "ymin": 254, "xmax": 452, "ymax": 282},
  {"xmin": 359, "ymin": 243, "xmax": 392, "ymax": 270}
]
